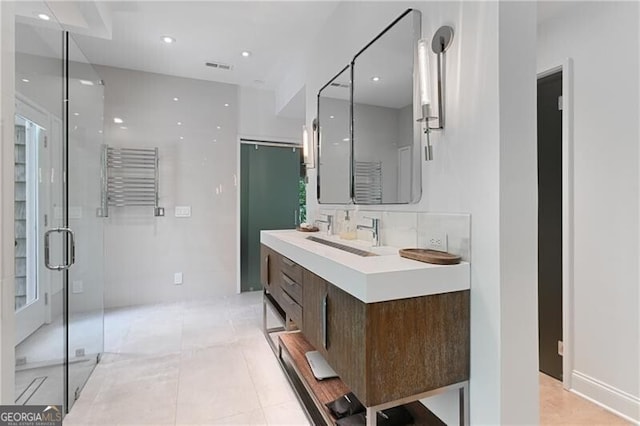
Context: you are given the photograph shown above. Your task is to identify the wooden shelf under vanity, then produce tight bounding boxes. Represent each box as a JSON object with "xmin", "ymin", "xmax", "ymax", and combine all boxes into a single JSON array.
[{"xmin": 278, "ymin": 332, "xmax": 446, "ymax": 426}]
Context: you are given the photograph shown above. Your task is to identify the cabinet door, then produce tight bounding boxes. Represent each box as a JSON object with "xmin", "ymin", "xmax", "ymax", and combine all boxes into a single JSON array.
[
  {"xmin": 302, "ymin": 269, "xmax": 328, "ymax": 358},
  {"xmin": 326, "ymin": 283, "xmax": 366, "ymax": 401},
  {"xmin": 260, "ymin": 245, "xmax": 281, "ymax": 297}
]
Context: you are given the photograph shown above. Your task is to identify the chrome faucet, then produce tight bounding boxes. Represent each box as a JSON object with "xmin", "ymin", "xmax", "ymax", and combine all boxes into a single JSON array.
[
  {"xmin": 315, "ymin": 214, "xmax": 334, "ymax": 235},
  {"xmin": 357, "ymin": 216, "xmax": 380, "ymax": 247}
]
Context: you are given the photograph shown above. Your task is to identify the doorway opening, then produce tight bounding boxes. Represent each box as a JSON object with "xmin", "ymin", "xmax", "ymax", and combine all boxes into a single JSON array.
[{"xmin": 537, "ymin": 70, "xmax": 564, "ymax": 382}]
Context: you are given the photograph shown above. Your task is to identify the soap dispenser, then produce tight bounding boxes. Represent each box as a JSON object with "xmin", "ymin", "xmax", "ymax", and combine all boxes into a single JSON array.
[{"xmin": 339, "ymin": 210, "xmax": 357, "ymax": 240}]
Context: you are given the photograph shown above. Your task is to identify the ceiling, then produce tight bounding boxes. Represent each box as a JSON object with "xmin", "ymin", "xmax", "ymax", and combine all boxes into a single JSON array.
[
  {"xmin": 17, "ymin": 1, "xmax": 340, "ymax": 92},
  {"xmin": 15, "ymin": 1, "xmax": 578, "ymax": 115}
]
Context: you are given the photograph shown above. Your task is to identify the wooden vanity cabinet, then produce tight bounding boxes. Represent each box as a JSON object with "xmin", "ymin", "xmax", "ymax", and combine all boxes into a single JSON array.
[
  {"xmin": 262, "ymin": 244, "xmax": 470, "ymax": 408},
  {"xmin": 300, "ymin": 269, "xmax": 470, "ymax": 407},
  {"xmin": 261, "ymin": 244, "xmax": 304, "ymax": 329}
]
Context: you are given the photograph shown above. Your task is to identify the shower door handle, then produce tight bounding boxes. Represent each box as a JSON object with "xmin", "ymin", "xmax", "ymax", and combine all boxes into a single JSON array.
[{"xmin": 44, "ymin": 227, "xmax": 76, "ymax": 271}]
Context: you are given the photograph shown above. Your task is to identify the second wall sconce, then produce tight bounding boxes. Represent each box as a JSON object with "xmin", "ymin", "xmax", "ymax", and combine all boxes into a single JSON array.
[
  {"xmin": 303, "ymin": 120, "xmax": 317, "ymax": 169},
  {"xmin": 417, "ymin": 25, "xmax": 454, "ymax": 160}
]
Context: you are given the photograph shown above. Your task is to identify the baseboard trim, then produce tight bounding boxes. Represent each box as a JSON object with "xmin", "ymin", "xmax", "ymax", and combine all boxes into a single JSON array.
[{"xmin": 571, "ymin": 370, "xmax": 640, "ymax": 424}]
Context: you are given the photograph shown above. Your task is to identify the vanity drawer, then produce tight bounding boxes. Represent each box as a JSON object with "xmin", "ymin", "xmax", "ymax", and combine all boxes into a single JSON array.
[
  {"xmin": 281, "ymin": 272, "xmax": 303, "ymax": 305},
  {"xmin": 281, "ymin": 290, "xmax": 303, "ymax": 327},
  {"xmin": 280, "ymin": 256, "xmax": 303, "ymax": 283}
]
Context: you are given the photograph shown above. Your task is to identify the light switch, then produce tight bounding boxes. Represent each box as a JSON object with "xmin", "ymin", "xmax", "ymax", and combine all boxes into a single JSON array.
[
  {"xmin": 174, "ymin": 272, "xmax": 183, "ymax": 285},
  {"xmin": 175, "ymin": 206, "xmax": 191, "ymax": 217},
  {"xmin": 72, "ymin": 280, "xmax": 83, "ymax": 294}
]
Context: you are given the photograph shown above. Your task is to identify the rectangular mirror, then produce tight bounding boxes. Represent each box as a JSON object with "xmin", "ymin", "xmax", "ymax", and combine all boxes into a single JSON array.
[
  {"xmin": 352, "ymin": 9, "xmax": 422, "ymax": 204},
  {"xmin": 317, "ymin": 65, "xmax": 352, "ymax": 204}
]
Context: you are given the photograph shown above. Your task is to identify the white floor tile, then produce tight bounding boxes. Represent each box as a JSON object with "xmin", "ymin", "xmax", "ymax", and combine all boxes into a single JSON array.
[
  {"xmin": 255, "ymin": 380, "xmax": 298, "ymax": 409},
  {"xmin": 65, "ymin": 291, "xmax": 310, "ymax": 426},
  {"xmin": 262, "ymin": 400, "xmax": 310, "ymax": 426},
  {"xmin": 207, "ymin": 407, "xmax": 267, "ymax": 425}
]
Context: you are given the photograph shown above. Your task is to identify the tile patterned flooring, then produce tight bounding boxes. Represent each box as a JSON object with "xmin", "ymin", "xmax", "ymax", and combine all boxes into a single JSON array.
[
  {"xmin": 63, "ymin": 291, "xmax": 632, "ymax": 425},
  {"xmin": 63, "ymin": 291, "xmax": 309, "ymax": 425}
]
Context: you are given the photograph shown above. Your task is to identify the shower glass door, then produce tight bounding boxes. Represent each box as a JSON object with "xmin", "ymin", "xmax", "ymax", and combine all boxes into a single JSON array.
[
  {"xmin": 65, "ymin": 33, "xmax": 105, "ymax": 409},
  {"xmin": 14, "ymin": 3, "xmax": 105, "ymax": 414},
  {"xmin": 14, "ymin": 4, "xmax": 66, "ymax": 408}
]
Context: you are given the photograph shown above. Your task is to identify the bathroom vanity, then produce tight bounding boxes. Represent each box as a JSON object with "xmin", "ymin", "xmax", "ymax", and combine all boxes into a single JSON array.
[{"xmin": 261, "ymin": 230, "xmax": 470, "ymax": 425}]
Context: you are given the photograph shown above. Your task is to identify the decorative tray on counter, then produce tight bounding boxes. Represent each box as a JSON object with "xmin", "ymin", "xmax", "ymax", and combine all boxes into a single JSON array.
[
  {"xmin": 296, "ymin": 226, "xmax": 319, "ymax": 233},
  {"xmin": 399, "ymin": 248, "xmax": 461, "ymax": 265}
]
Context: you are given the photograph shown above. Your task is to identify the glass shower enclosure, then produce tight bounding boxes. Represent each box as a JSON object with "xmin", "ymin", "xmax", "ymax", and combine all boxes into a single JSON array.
[{"xmin": 14, "ymin": 3, "xmax": 104, "ymax": 413}]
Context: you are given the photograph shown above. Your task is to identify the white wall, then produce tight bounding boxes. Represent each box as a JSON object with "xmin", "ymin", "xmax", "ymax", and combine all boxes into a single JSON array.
[
  {"xmin": 305, "ymin": 1, "xmax": 539, "ymax": 423},
  {"xmin": 0, "ymin": 0, "xmax": 16, "ymax": 404},
  {"xmin": 538, "ymin": 2, "xmax": 640, "ymax": 421},
  {"xmin": 238, "ymin": 86, "xmax": 303, "ymax": 143},
  {"xmin": 97, "ymin": 66, "xmax": 239, "ymax": 308}
]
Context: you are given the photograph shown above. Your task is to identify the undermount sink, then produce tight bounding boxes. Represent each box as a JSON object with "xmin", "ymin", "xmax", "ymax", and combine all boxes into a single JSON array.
[
  {"xmin": 306, "ymin": 236, "xmax": 374, "ymax": 256},
  {"xmin": 306, "ymin": 236, "xmax": 399, "ymax": 257}
]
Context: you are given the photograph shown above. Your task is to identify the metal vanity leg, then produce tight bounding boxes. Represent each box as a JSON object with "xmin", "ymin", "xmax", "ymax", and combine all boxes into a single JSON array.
[
  {"xmin": 366, "ymin": 407, "xmax": 377, "ymax": 426},
  {"xmin": 262, "ymin": 293, "xmax": 267, "ymax": 334},
  {"xmin": 459, "ymin": 381, "xmax": 470, "ymax": 426}
]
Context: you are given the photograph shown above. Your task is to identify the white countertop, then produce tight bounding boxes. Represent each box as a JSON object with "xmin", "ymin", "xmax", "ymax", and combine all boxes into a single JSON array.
[{"xmin": 260, "ymin": 229, "xmax": 470, "ymax": 303}]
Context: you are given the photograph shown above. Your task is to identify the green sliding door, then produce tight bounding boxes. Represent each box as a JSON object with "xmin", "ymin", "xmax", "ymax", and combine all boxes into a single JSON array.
[{"xmin": 241, "ymin": 143, "xmax": 301, "ymax": 292}]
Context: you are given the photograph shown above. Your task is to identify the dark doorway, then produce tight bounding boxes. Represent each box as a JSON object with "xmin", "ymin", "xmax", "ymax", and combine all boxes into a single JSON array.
[
  {"xmin": 240, "ymin": 142, "xmax": 303, "ymax": 292},
  {"xmin": 537, "ymin": 71, "xmax": 563, "ymax": 380}
]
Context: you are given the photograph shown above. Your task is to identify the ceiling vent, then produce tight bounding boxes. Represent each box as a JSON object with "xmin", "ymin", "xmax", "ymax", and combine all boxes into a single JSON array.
[
  {"xmin": 330, "ymin": 82, "xmax": 349, "ymax": 89},
  {"xmin": 205, "ymin": 61, "xmax": 233, "ymax": 71}
]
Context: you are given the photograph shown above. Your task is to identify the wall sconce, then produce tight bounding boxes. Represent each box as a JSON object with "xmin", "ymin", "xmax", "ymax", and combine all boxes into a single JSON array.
[
  {"xmin": 303, "ymin": 121, "xmax": 316, "ymax": 169},
  {"xmin": 417, "ymin": 25, "xmax": 454, "ymax": 160}
]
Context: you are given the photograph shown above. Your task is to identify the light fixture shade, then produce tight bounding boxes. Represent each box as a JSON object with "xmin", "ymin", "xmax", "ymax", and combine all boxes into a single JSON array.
[
  {"xmin": 303, "ymin": 124, "xmax": 314, "ymax": 168},
  {"xmin": 417, "ymin": 38, "xmax": 432, "ymax": 116}
]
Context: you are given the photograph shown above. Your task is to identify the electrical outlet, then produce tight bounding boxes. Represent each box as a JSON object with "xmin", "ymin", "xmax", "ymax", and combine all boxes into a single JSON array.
[
  {"xmin": 175, "ymin": 206, "xmax": 191, "ymax": 217},
  {"xmin": 174, "ymin": 272, "xmax": 183, "ymax": 285},
  {"xmin": 426, "ymin": 232, "xmax": 448, "ymax": 252}
]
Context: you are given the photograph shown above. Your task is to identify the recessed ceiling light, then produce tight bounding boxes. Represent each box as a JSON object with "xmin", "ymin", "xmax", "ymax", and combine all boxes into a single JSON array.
[
  {"xmin": 98, "ymin": 130, "xmax": 103, "ymax": 134},
  {"xmin": 177, "ymin": 121, "xmax": 182, "ymax": 126},
  {"xmin": 37, "ymin": 13, "xmax": 51, "ymax": 21},
  {"xmin": 120, "ymin": 126, "xmax": 128, "ymax": 130},
  {"xmin": 329, "ymin": 115, "xmax": 335, "ymax": 119},
  {"xmin": 21, "ymin": 78, "xmax": 29, "ymax": 83},
  {"xmin": 173, "ymin": 97, "xmax": 179, "ymax": 102},
  {"xmin": 241, "ymin": 51, "xmax": 251, "ymax": 57},
  {"xmin": 224, "ymin": 103, "xmax": 229, "ymax": 107},
  {"xmin": 342, "ymin": 138, "xmax": 350, "ymax": 142},
  {"xmin": 180, "ymin": 136, "xmax": 184, "ymax": 140},
  {"xmin": 216, "ymin": 126, "xmax": 221, "ymax": 130},
  {"xmin": 213, "ymin": 139, "xmax": 217, "ymax": 142},
  {"xmin": 79, "ymin": 79, "xmax": 94, "ymax": 86},
  {"xmin": 371, "ymin": 76, "xmax": 381, "ymax": 82},
  {"xmin": 113, "ymin": 117, "xmax": 123, "ymax": 124},
  {"xmin": 333, "ymin": 142, "xmax": 340, "ymax": 146},
  {"xmin": 161, "ymin": 36, "xmax": 176, "ymax": 44},
  {"xmin": 73, "ymin": 112, "xmax": 80, "ymax": 116}
]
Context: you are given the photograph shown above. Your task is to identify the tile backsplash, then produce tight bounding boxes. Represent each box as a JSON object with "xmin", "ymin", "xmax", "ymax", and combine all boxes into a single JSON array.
[{"xmin": 312, "ymin": 209, "xmax": 471, "ymax": 261}]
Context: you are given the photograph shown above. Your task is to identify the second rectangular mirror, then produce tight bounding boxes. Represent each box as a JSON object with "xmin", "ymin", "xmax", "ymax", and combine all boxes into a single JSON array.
[{"xmin": 351, "ymin": 9, "xmax": 422, "ymax": 204}]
